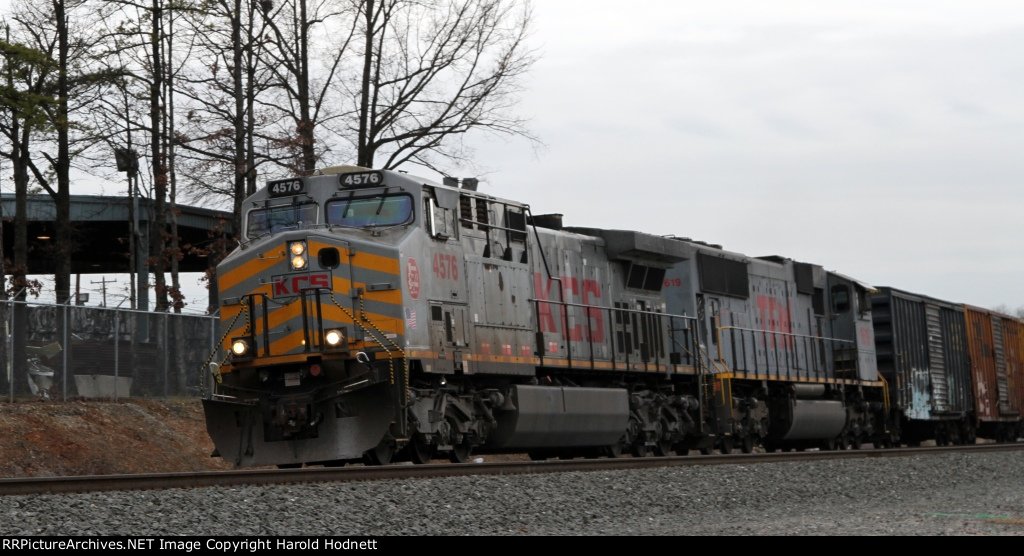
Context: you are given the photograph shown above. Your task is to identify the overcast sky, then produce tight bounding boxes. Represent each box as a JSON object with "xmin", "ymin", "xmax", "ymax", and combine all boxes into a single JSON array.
[
  {"xmin": 460, "ymin": 0, "xmax": 1024, "ymax": 309},
  {"xmin": 17, "ymin": 1, "xmax": 1024, "ymax": 311}
]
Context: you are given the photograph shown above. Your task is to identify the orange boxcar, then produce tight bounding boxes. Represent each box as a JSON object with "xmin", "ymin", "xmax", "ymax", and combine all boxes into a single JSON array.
[{"xmin": 963, "ymin": 306, "xmax": 1024, "ymax": 439}]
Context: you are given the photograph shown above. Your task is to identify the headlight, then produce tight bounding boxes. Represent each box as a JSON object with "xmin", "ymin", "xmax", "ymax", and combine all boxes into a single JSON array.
[
  {"xmin": 289, "ymin": 241, "xmax": 308, "ymax": 269},
  {"xmin": 231, "ymin": 338, "xmax": 250, "ymax": 356},
  {"xmin": 325, "ymin": 329, "xmax": 344, "ymax": 346}
]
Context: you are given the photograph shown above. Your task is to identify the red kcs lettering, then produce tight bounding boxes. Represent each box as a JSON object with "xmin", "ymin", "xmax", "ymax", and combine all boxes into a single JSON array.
[{"xmin": 272, "ymin": 272, "xmax": 330, "ymax": 297}]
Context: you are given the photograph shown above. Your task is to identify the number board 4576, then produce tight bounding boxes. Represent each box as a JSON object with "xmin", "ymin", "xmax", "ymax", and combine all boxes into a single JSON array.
[
  {"xmin": 340, "ymin": 171, "xmax": 384, "ymax": 188},
  {"xmin": 268, "ymin": 178, "xmax": 304, "ymax": 197}
]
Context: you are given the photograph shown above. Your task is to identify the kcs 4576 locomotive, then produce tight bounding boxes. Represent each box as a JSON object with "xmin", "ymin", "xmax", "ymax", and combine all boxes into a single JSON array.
[{"xmin": 203, "ymin": 167, "xmax": 1023, "ymax": 466}]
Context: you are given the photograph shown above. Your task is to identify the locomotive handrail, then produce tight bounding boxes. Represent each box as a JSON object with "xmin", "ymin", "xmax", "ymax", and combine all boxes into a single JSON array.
[
  {"xmin": 244, "ymin": 293, "xmax": 272, "ymax": 357},
  {"xmin": 297, "ymin": 287, "xmax": 326, "ymax": 352},
  {"xmin": 878, "ymin": 371, "xmax": 891, "ymax": 411},
  {"xmin": 323, "ymin": 288, "xmax": 408, "ymax": 397},
  {"xmin": 458, "ymin": 216, "xmax": 529, "ymax": 236},
  {"xmin": 715, "ymin": 324, "xmax": 860, "ymax": 380},
  {"xmin": 528, "ymin": 297, "xmax": 699, "ymax": 373},
  {"xmin": 527, "ymin": 298, "xmax": 697, "ymax": 321},
  {"xmin": 716, "ymin": 325, "xmax": 855, "ymax": 343}
]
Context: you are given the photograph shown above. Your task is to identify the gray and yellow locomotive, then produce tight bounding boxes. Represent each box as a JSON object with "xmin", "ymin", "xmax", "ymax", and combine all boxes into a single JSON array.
[{"xmin": 203, "ymin": 166, "xmax": 896, "ymax": 466}]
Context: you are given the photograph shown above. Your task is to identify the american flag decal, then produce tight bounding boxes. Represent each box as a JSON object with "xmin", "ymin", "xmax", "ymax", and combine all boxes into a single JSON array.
[{"xmin": 405, "ymin": 308, "xmax": 417, "ymax": 329}]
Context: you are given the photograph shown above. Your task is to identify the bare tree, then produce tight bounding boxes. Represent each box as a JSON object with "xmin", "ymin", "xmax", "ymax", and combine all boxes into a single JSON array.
[
  {"xmin": 175, "ymin": 0, "xmax": 277, "ymax": 223},
  {"xmin": 173, "ymin": 0, "xmax": 288, "ymax": 310},
  {"xmin": 90, "ymin": 0, "xmax": 181, "ymax": 311},
  {"xmin": 257, "ymin": 0, "xmax": 357, "ymax": 174},
  {"xmin": 344, "ymin": 0, "xmax": 536, "ymax": 171}
]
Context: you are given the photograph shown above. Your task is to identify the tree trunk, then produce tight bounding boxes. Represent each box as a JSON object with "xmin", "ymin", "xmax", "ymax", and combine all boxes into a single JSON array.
[
  {"xmin": 53, "ymin": 0, "xmax": 72, "ymax": 306},
  {"xmin": 232, "ymin": 0, "xmax": 246, "ymax": 232},
  {"xmin": 357, "ymin": 0, "xmax": 374, "ymax": 167},
  {"xmin": 0, "ymin": 165, "xmax": 5, "ymax": 396},
  {"xmin": 166, "ymin": 1, "xmax": 181, "ymax": 313},
  {"xmin": 245, "ymin": 0, "xmax": 258, "ymax": 196},
  {"xmin": 1, "ymin": 169, "xmax": 5, "ymax": 302},
  {"xmin": 296, "ymin": 0, "xmax": 315, "ymax": 174},
  {"xmin": 150, "ymin": 0, "xmax": 168, "ymax": 311},
  {"xmin": 12, "ymin": 138, "xmax": 30, "ymax": 396}
]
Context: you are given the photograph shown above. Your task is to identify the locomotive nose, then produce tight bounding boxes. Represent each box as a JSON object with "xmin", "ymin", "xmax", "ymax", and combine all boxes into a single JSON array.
[{"xmin": 215, "ymin": 229, "xmax": 404, "ymax": 386}]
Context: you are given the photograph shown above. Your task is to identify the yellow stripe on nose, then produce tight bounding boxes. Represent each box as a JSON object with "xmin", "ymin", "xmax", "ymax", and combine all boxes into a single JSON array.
[{"xmin": 219, "ymin": 249, "xmax": 284, "ymax": 293}]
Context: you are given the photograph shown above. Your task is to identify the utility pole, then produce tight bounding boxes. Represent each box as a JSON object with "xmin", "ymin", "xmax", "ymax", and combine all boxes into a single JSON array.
[
  {"xmin": 90, "ymin": 277, "xmax": 117, "ymax": 307},
  {"xmin": 115, "ymin": 146, "xmax": 139, "ymax": 310}
]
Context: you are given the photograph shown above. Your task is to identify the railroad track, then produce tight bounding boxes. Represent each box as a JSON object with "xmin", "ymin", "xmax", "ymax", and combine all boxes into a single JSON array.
[{"xmin": 3, "ymin": 443, "xmax": 1022, "ymax": 496}]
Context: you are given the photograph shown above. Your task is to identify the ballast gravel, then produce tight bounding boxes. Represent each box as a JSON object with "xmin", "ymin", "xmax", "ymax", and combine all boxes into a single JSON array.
[{"xmin": 3, "ymin": 451, "xmax": 1023, "ymax": 536}]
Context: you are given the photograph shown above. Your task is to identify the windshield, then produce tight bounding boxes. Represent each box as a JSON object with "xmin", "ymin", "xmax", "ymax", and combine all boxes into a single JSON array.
[
  {"xmin": 246, "ymin": 202, "xmax": 318, "ymax": 238},
  {"xmin": 326, "ymin": 195, "xmax": 414, "ymax": 228}
]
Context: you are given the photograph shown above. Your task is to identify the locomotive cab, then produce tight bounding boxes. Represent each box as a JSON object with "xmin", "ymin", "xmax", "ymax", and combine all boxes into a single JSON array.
[{"xmin": 205, "ymin": 167, "xmax": 428, "ymax": 466}]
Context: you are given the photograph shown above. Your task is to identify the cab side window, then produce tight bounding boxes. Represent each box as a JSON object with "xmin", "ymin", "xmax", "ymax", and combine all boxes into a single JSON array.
[{"xmin": 831, "ymin": 285, "xmax": 851, "ymax": 313}]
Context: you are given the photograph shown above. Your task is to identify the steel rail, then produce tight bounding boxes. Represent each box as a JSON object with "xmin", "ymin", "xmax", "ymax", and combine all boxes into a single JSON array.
[{"xmin": 2, "ymin": 442, "xmax": 1022, "ymax": 496}]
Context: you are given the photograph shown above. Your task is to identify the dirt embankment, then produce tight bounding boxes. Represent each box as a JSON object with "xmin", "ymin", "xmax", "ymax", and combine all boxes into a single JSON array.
[{"xmin": 0, "ymin": 399, "xmax": 232, "ymax": 478}]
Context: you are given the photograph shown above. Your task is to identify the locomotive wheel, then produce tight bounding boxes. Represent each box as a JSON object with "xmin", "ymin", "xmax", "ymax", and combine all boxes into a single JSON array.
[
  {"xmin": 653, "ymin": 420, "xmax": 674, "ymax": 456},
  {"xmin": 957, "ymin": 423, "xmax": 969, "ymax": 445},
  {"xmin": 409, "ymin": 434, "xmax": 434, "ymax": 465},
  {"xmin": 851, "ymin": 436, "xmax": 862, "ymax": 450},
  {"xmin": 741, "ymin": 435, "xmax": 754, "ymax": 454},
  {"xmin": 632, "ymin": 443, "xmax": 652, "ymax": 458},
  {"xmin": 449, "ymin": 440, "xmax": 472, "ymax": 464},
  {"xmin": 948, "ymin": 427, "xmax": 962, "ymax": 446},
  {"xmin": 363, "ymin": 435, "xmax": 397, "ymax": 466},
  {"xmin": 605, "ymin": 442, "xmax": 624, "ymax": 458},
  {"xmin": 654, "ymin": 437, "xmax": 675, "ymax": 457},
  {"xmin": 446, "ymin": 417, "xmax": 473, "ymax": 464},
  {"xmin": 719, "ymin": 437, "xmax": 734, "ymax": 455}
]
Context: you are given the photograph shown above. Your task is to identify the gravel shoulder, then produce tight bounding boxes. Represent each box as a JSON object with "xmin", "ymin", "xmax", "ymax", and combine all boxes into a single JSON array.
[{"xmin": 4, "ymin": 451, "xmax": 1023, "ymax": 535}]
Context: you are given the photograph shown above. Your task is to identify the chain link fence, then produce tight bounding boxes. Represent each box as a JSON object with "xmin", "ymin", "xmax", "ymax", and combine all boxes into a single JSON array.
[{"xmin": 0, "ymin": 299, "xmax": 220, "ymax": 401}]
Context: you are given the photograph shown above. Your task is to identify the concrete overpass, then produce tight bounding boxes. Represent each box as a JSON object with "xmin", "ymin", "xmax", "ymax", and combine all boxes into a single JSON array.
[{"xmin": 0, "ymin": 194, "xmax": 233, "ymax": 311}]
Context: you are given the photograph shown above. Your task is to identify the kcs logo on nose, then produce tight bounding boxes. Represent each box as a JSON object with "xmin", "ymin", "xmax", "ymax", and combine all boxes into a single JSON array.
[{"xmin": 272, "ymin": 272, "xmax": 330, "ymax": 297}]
